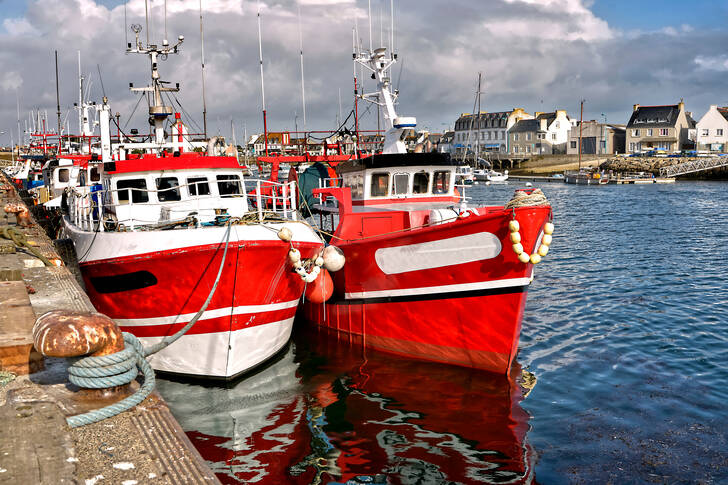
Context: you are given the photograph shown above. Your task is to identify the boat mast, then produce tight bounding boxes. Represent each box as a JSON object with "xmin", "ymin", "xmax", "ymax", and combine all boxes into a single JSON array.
[
  {"xmin": 199, "ymin": 0, "xmax": 208, "ymax": 139},
  {"xmin": 127, "ymin": 21, "xmax": 184, "ymax": 147},
  {"xmin": 578, "ymin": 99, "xmax": 584, "ymax": 171},
  {"xmin": 355, "ymin": 16, "xmax": 415, "ymax": 155},
  {"xmin": 475, "ymin": 72, "xmax": 481, "ymax": 163},
  {"xmin": 297, "ymin": 5, "xmax": 306, "ymax": 133},
  {"xmin": 55, "ymin": 50, "xmax": 62, "ymax": 152},
  {"xmin": 257, "ymin": 3, "xmax": 268, "ymax": 156}
]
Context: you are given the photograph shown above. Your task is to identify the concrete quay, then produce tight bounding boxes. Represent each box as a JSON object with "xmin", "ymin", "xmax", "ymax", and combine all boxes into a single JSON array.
[{"xmin": 0, "ymin": 175, "xmax": 220, "ymax": 485}]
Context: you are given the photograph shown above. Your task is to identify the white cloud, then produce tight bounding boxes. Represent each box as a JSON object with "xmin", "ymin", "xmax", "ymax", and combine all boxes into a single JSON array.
[
  {"xmin": 694, "ymin": 55, "xmax": 728, "ymax": 72},
  {"xmin": 0, "ymin": 71, "xmax": 23, "ymax": 91},
  {"xmin": 3, "ymin": 17, "xmax": 39, "ymax": 36}
]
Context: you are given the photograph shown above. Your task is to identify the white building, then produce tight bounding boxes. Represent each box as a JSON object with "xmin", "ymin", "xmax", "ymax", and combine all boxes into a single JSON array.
[
  {"xmin": 453, "ymin": 108, "xmax": 533, "ymax": 157},
  {"xmin": 695, "ymin": 105, "xmax": 728, "ymax": 152}
]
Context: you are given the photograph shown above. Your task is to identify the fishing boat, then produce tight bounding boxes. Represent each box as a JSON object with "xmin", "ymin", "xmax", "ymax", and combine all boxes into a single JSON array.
[
  {"xmin": 61, "ymin": 27, "xmax": 324, "ymax": 379},
  {"xmin": 487, "ymin": 169, "xmax": 509, "ymax": 183},
  {"xmin": 300, "ymin": 45, "xmax": 554, "ymax": 375}
]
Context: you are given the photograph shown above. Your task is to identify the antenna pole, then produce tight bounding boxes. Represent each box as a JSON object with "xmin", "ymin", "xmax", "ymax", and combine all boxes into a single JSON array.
[
  {"xmin": 199, "ymin": 0, "xmax": 208, "ymax": 139},
  {"xmin": 476, "ymin": 72, "xmax": 481, "ymax": 161},
  {"xmin": 16, "ymin": 91, "xmax": 21, "ymax": 149},
  {"xmin": 390, "ymin": 0, "xmax": 394, "ymax": 54},
  {"xmin": 144, "ymin": 0, "xmax": 149, "ymax": 45},
  {"xmin": 578, "ymin": 99, "xmax": 584, "ymax": 170},
  {"xmin": 124, "ymin": 1, "xmax": 128, "ymax": 47},
  {"xmin": 368, "ymin": 0, "xmax": 372, "ymax": 51},
  {"xmin": 78, "ymin": 51, "xmax": 83, "ymax": 135},
  {"xmin": 257, "ymin": 3, "xmax": 268, "ymax": 155},
  {"xmin": 55, "ymin": 51, "xmax": 62, "ymax": 140},
  {"xmin": 297, "ymin": 5, "xmax": 306, "ymax": 131},
  {"xmin": 164, "ymin": 0, "xmax": 168, "ymax": 42}
]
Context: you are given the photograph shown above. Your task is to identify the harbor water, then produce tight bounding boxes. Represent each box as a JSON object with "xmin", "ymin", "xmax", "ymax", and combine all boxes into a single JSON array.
[{"xmin": 157, "ymin": 181, "xmax": 728, "ymax": 484}]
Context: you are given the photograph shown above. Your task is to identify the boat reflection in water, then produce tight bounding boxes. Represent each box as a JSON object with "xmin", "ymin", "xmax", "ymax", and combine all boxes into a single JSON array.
[{"xmin": 157, "ymin": 327, "xmax": 536, "ymax": 484}]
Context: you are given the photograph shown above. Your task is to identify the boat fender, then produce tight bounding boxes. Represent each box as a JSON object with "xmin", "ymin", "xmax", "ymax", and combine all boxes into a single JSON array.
[
  {"xmin": 288, "ymin": 248, "xmax": 301, "ymax": 264},
  {"xmin": 103, "ymin": 213, "xmax": 119, "ymax": 232},
  {"xmin": 277, "ymin": 226, "xmax": 293, "ymax": 242},
  {"xmin": 304, "ymin": 268, "xmax": 334, "ymax": 304},
  {"xmin": 322, "ymin": 245, "xmax": 345, "ymax": 272},
  {"xmin": 509, "ymin": 219, "xmax": 554, "ymax": 265}
]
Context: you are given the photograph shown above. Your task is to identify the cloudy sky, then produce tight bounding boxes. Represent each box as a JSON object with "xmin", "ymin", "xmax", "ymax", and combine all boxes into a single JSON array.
[{"xmin": 1, "ymin": 0, "xmax": 728, "ymax": 145}]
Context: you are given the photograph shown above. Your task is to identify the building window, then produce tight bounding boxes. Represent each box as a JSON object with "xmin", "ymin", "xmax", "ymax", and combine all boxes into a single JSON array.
[
  {"xmin": 370, "ymin": 173, "xmax": 389, "ymax": 197},
  {"xmin": 514, "ymin": 134, "xmax": 519, "ymax": 141},
  {"xmin": 570, "ymin": 141, "xmax": 577, "ymax": 149},
  {"xmin": 526, "ymin": 133, "xmax": 532, "ymax": 141},
  {"xmin": 702, "ymin": 129, "xmax": 709, "ymax": 136},
  {"xmin": 526, "ymin": 145, "xmax": 531, "ymax": 153},
  {"xmin": 718, "ymin": 129, "xmax": 724, "ymax": 137},
  {"xmin": 633, "ymin": 129, "xmax": 640, "ymax": 136},
  {"xmin": 659, "ymin": 128, "xmax": 668, "ymax": 136},
  {"xmin": 551, "ymin": 133, "xmax": 557, "ymax": 140},
  {"xmin": 629, "ymin": 142, "xmax": 636, "ymax": 152},
  {"xmin": 501, "ymin": 131, "xmax": 505, "ymax": 139},
  {"xmin": 647, "ymin": 129, "xmax": 653, "ymax": 136}
]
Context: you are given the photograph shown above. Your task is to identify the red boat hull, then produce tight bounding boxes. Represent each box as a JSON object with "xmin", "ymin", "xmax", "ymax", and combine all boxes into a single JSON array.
[{"xmin": 303, "ymin": 205, "xmax": 551, "ymax": 374}]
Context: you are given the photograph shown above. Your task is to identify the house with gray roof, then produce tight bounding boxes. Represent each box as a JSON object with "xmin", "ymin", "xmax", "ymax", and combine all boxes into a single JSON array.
[
  {"xmin": 453, "ymin": 108, "xmax": 532, "ymax": 156},
  {"xmin": 625, "ymin": 102, "xmax": 693, "ymax": 153},
  {"xmin": 509, "ymin": 109, "xmax": 574, "ymax": 155},
  {"xmin": 695, "ymin": 105, "xmax": 728, "ymax": 152}
]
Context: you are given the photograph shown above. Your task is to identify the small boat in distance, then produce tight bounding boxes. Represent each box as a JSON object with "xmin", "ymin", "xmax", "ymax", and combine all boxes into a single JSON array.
[{"xmin": 487, "ymin": 169, "xmax": 509, "ymax": 183}]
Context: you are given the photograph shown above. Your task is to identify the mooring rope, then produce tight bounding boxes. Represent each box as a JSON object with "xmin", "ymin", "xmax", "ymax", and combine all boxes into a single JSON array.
[
  {"xmin": 64, "ymin": 223, "xmax": 233, "ymax": 428},
  {"xmin": 504, "ymin": 188, "xmax": 550, "ymax": 210},
  {"xmin": 0, "ymin": 226, "xmax": 53, "ymax": 267}
]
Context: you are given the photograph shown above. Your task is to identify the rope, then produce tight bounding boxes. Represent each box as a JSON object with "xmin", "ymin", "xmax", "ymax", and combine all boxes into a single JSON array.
[
  {"xmin": 0, "ymin": 226, "xmax": 53, "ymax": 266},
  {"xmin": 0, "ymin": 370, "xmax": 16, "ymax": 387},
  {"xmin": 64, "ymin": 223, "xmax": 233, "ymax": 427},
  {"xmin": 504, "ymin": 188, "xmax": 550, "ymax": 209}
]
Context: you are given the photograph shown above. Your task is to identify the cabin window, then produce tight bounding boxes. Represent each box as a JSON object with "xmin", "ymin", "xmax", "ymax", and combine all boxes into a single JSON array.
[
  {"xmin": 90, "ymin": 166, "xmax": 101, "ymax": 182},
  {"xmin": 348, "ymin": 174, "xmax": 364, "ymax": 199},
  {"xmin": 156, "ymin": 177, "xmax": 181, "ymax": 202},
  {"xmin": 58, "ymin": 168, "xmax": 70, "ymax": 183},
  {"xmin": 117, "ymin": 179, "xmax": 149, "ymax": 204},
  {"xmin": 433, "ymin": 171, "xmax": 450, "ymax": 194},
  {"xmin": 217, "ymin": 174, "xmax": 242, "ymax": 196},
  {"xmin": 413, "ymin": 172, "xmax": 429, "ymax": 194},
  {"xmin": 187, "ymin": 177, "xmax": 211, "ymax": 196},
  {"xmin": 393, "ymin": 173, "xmax": 409, "ymax": 196},
  {"xmin": 370, "ymin": 173, "xmax": 389, "ymax": 197}
]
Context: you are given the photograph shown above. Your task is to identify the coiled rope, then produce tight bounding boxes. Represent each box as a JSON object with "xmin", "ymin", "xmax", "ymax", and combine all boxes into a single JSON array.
[
  {"xmin": 504, "ymin": 188, "xmax": 550, "ymax": 209},
  {"xmin": 0, "ymin": 226, "xmax": 53, "ymax": 267},
  {"xmin": 65, "ymin": 223, "xmax": 233, "ymax": 427}
]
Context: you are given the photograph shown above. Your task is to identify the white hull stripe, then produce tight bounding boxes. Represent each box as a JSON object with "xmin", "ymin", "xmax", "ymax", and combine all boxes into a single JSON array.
[
  {"xmin": 115, "ymin": 299, "xmax": 300, "ymax": 326},
  {"xmin": 344, "ymin": 277, "xmax": 532, "ymax": 300}
]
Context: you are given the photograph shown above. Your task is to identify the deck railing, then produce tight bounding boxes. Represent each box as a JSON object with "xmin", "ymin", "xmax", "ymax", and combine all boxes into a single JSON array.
[{"xmin": 68, "ymin": 179, "xmax": 298, "ymax": 232}]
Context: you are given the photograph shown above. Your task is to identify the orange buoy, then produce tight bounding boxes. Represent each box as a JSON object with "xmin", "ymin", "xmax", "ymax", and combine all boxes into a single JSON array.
[{"xmin": 305, "ymin": 268, "xmax": 334, "ymax": 304}]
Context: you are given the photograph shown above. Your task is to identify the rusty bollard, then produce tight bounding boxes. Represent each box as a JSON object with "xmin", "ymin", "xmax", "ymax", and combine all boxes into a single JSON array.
[
  {"xmin": 3, "ymin": 203, "xmax": 32, "ymax": 227},
  {"xmin": 33, "ymin": 310, "xmax": 129, "ymax": 398}
]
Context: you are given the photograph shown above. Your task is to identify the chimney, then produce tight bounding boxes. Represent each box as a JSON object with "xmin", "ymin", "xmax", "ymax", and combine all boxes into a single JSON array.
[
  {"xmin": 633, "ymin": 104, "xmax": 640, "ymax": 111},
  {"xmin": 534, "ymin": 111, "xmax": 543, "ymax": 118},
  {"xmin": 556, "ymin": 109, "xmax": 566, "ymax": 117},
  {"xmin": 678, "ymin": 99, "xmax": 684, "ymax": 112},
  {"xmin": 540, "ymin": 119, "xmax": 548, "ymax": 131}
]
